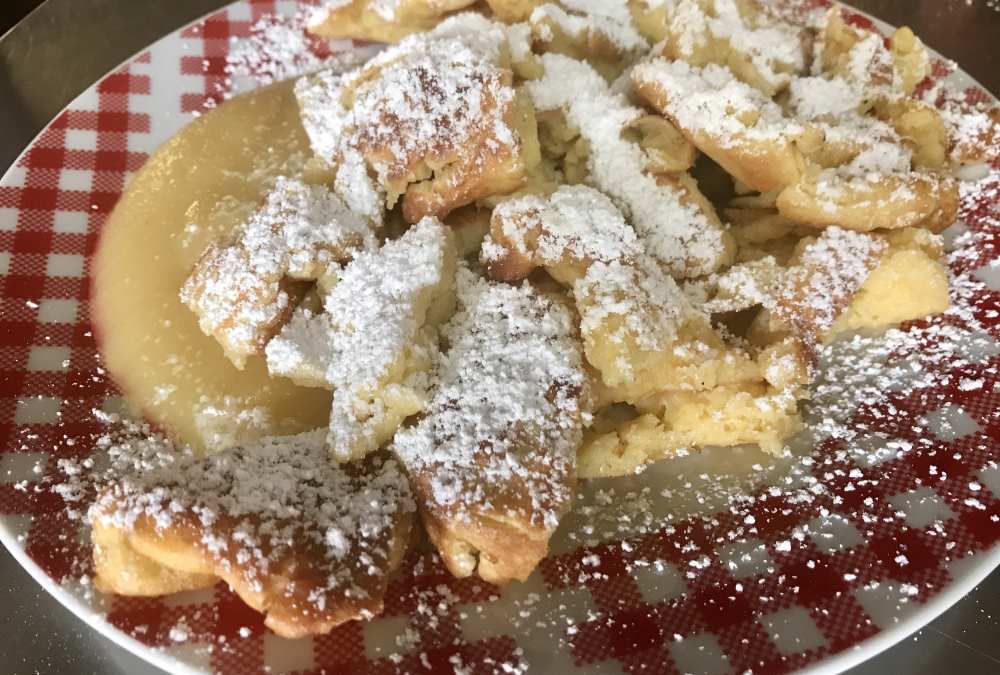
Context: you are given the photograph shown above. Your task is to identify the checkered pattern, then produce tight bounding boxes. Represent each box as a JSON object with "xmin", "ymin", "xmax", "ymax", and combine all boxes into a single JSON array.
[
  {"xmin": 178, "ymin": 0, "xmax": 292, "ymax": 112},
  {"xmin": 1, "ymin": 2, "xmax": 999, "ymax": 674}
]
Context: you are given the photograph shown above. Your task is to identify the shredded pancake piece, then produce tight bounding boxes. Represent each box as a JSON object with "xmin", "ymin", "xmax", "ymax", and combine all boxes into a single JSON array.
[
  {"xmin": 266, "ymin": 217, "xmax": 456, "ymax": 463},
  {"xmin": 90, "ymin": 430, "xmax": 415, "ymax": 639},
  {"xmin": 528, "ymin": 53, "xmax": 731, "ymax": 277},
  {"xmin": 392, "ymin": 265, "xmax": 587, "ymax": 584},
  {"xmin": 483, "ymin": 183, "xmax": 644, "ymax": 282},
  {"xmin": 813, "ymin": 6, "xmax": 929, "ymax": 100},
  {"xmin": 296, "ymin": 15, "xmax": 538, "ymax": 224},
  {"xmin": 307, "ymin": 0, "xmax": 478, "ymax": 43},
  {"xmin": 634, "ymin": 56, "xmax": 958, "ymax": 233},
  {"xmin": 771, "ymin": 226, "xmax": 888, "ymax": 346},
  {"xmin": 645, "ymin": 0, "xmax": 809, "ymax": 97},
  {"xmin": 527, "ymin": 2, "xmax": 649, "ymax": 77},
  {"xmin": 764, "ymin": 226, "xmax": 950, "ymax": 347},
  {"xmin": 483, "ymin": 185, "xmax": 755, "ymax": 401},
  {"xmin": 180, "ymin": 177, "xmax": 375, "ymax": 368},
  {"xmin": 632, "ymin": 58, "xmax": 807, "ymax": 193}
]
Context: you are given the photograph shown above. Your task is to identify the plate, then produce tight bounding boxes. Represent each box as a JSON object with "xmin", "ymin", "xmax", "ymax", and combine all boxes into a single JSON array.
[{"xmin": 1, "ymin": 1, "xmax": 998, "ymax": 673}]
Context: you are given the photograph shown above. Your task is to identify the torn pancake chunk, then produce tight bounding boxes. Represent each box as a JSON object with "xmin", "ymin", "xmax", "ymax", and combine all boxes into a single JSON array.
[
  {"xmin": 295, "ymin": 15, "xmax": 540, "ymax": 224},
  {"xmin": 632, "ymin": 58, "xmax": 808, "ymax": 193},
  {"xmin": 266, "ymin": 217, "xmax": 457, "ymax": 462},
  {"xmin": 307, "ymin": 0, "xmax": 477, "ymax": 43},
  {"xmin": 527, "ymin": 2, "xmax": 649, "ymax": 78},
  {"xmin": 642, "ymin": 0, "xmax": 809, "ymax": 96},
  {"xmin": 762, "ymin": 226, "xmax": 949, "ymax": 346},
  {"xmin": 527, "ymin": 53, "xmax": 731, "ymax": 278},
  {"xmin": 90, "ymin": 430, "xmax": 415, "ymax": 639},
  {"xmin": 483, "ymin": 185, "xmax": 757, "ymax": 402},
  {"xmin": 393, "ymin": 266, "xmax": 587, "ymax": 584},
  {"xmin": 180, "ymin": 177, "xmax": 375, "ymax": 368}
]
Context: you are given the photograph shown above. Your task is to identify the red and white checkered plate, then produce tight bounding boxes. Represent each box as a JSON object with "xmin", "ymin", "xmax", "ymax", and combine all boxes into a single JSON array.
[{"xmin": 1, "ymin": 1, "xmax": 999, "ymax": 673}]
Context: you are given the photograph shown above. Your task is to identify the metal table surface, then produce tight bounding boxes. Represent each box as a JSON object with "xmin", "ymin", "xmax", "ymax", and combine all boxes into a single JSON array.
[{"xmin": 1, "ymin": 1, "xmax": 998, "ymax": 673}]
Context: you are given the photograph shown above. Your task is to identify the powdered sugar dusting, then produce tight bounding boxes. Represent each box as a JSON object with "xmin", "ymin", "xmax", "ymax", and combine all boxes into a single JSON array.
[
  {"xmin": 89, "ymin": 424, "xmax": 414, "ymax": 619},
  {"xmin": 223, "ymin": 4, "xmax": 376, "ymax": 99},
  {"xmin": 529, "ymin": 53, "xmax": 728, "ymax": 278},
  {"xmin": 485, "ymin": 184, "xmax": 642, "ymax": 266},
  {"xmin": 530, "ymin": 3, "xmax": 648, "ymax": 55},
  {"xmin": 393, "ymin": 265, "xmax": 586, "ymax": 528},
  {"xmin": 484, "ymin": 185, "xmax": 694, "ymax": 354},
  {"xmin": 775, "ymin": 227, "xmax": 887, "ymax": 344},
  {"xmin": 294, "ymin": 14, "xmax": 518, "ymax": 220},
  {"xmin": 180, "ymin": 176, "xmax": 376, "ymax": 365},
  {"xmin": 266, "ymin": 217, "xmax": 454, "ymax": 461},
  {"xmin": 632, "ymin": 59, "xmax": 804, "ymax": 150}
]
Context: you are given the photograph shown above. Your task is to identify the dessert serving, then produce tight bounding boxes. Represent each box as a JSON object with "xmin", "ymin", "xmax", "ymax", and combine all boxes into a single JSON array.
[
  {"xmin": 5, "ymin": 0, "xmax": 998, "ymax": 670},
  {"xmin": 84, "ymin": 0, "xmax": 996, "ymax": 638}
]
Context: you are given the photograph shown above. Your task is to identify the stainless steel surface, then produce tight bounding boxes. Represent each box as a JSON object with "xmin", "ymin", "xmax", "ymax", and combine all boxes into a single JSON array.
[{"xmin": 0, "ymin": 1, "xmax": 998, "ymax": 673}]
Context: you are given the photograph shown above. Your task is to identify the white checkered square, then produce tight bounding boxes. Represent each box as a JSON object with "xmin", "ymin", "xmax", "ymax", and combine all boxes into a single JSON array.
[
  {"xmin": 58, "ymin": 169, "xmax": 93, "ymax": 192},
  {"xmin": 163, "ymin": 587, "xmax": 216, "ymax": 608},
  {"xmin": 853, "ymin": 582, "xmax": 917, "ymax": 629},
  {"xmin": 460, "ymin": 572, "xmax": 596, "ymax": 672},
  {"xmin": 27, "ymin": 345, "xmax": 71, "ymax": 372},
  {"xmin": 940, "ymin": 220, "xmax": 969, "ymax": 248},
  {"xmin": 64, "ymin": 128, "xmax": 98, "ymax": 151},
  {"xmin": 45, "ymin": 253, "xmax": 85, "ymax": 278},
  {"xmin": 669, "ymin": 633, "xmax": 730, "ymax": 675},
  {"xmin": 850, "ymin": 434, "xmax": 913, "ymax": 467},
  {"xmin": 759, "ymin": 606, "xmax": 827, "ymax": 656},
  {"xmin": 4, "ymin": 514, "xmax": 34, "ymax": 541},
  {"xmin": 977, "ymin": 463, "xmax": 1000, "ymax": 495},
  {"xmin": 889, "ymin": 487, "xmax": 957, "ymax": 528},
  {"xmin": 925, "ymin": 404, "xmax": 982, "ymax": 441},
  {"xmin": 460, "ymin": 573, "xmax": 595, "ymax": 644},
  {"xmin": 52, "ymin": 210, "xmax": 90, "ymax": 234},
  {"xmin": 0, "ymin": 452, "xmax": 48, "ymax": 484},
  {"xmin": 808, "ymin": 513, "xmax": 865, "ymax": 554},
  {"xmin": 263, "ymin": 633, "xmax": 314, "ymax": 673},
  {"xmin": 634, "ymin": 561, "xmax": 687, "ymax": 604},
  {"xmin": 163, "ymin": 643, "xmax": 213, "ymax": 671},
  {"xmin": 0, "ymin": 251, "xmax": 10, "ymax": 275},
  {"xmin": 37, "ymin": 298, "xmax": 79, "ymax": 323},
  {"xmin": 0, "ymin": 209, "xmax": 16, "ymax": 232},
  {"xmin": 363, "ymin": 615, "xmax": 414, "ymax": 661},
  {"xmin": 14, "ymin": 397, "xmax": 62, "ymax": 424},
  {"xmin": 100, "ymin": 396, "xmax": 130, "ymax": 416},
  {"xmin": 717, "ymin": 539, "xmax": 774, "ymax": 578},
  {"xmin": 974, "ymin": 261, "xmax": 1000, "ymax": 291}
]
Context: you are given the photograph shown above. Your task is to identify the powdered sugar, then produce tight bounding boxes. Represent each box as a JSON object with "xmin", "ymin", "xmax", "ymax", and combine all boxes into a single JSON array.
[
  {"xmin": 226, "ymin": 8, "xmax": 354, "ymax": 89},
  {"xmin": 484, "ymin": 185, "xmax": 693, "ymax": 355},
  {"xmin": 576, "ymin": 255, "xmax": 691, "ymax": 352},
  {"xmin": 486, "ymin": 184, "xmax": 642, "ymax": 266},
  {"xmin": 529, "ymin": 3, "xmax": 648, "ymax": 55},
  {"xmin": 658, "ymin": 0, "xmax": 807, "ymax": 93},
  {"xmin": 774, "ymin": 226, "xmax": 887, "ymax": 343},
  {"xmin": 529, "ymin": 53, "xmax": 728, "ymax": 277},
  {"xmin": 179, "ymin": 176, "xmax": 375, "ymax": 365},
  {"xmin": 294, "ymin": 15, "xmax": 516, "ymax": 219},
  {"xmin": 266, "ymin": 217, "xmax": 454, "ymax": 461},
  {"xmin": 632, "ymin": 59, "xmax": 804, "ymax": 149},
  {"xmin": 90, "ymin": 425, "xmax": 414, "ymax": 613},
  {"xmin": 40, "ymin": 4, "xmax": 1000, "ymax": 660},
  {"xmin": 705, "ymin": 0, "xmax": 807, "ymax": 90},
  {"xmin": 788, "ymin": 75, "xmax": 862, "ymax": 119},
  {"xmin": 393, "ymin": 266, "xmax": 586, "ymax": 528}
]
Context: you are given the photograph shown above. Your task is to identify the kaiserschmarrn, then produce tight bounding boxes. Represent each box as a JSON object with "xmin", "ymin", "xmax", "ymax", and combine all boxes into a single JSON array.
[{"xmin": 90, "ymin": 0, "xmax": 992, "ymax": 637}]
